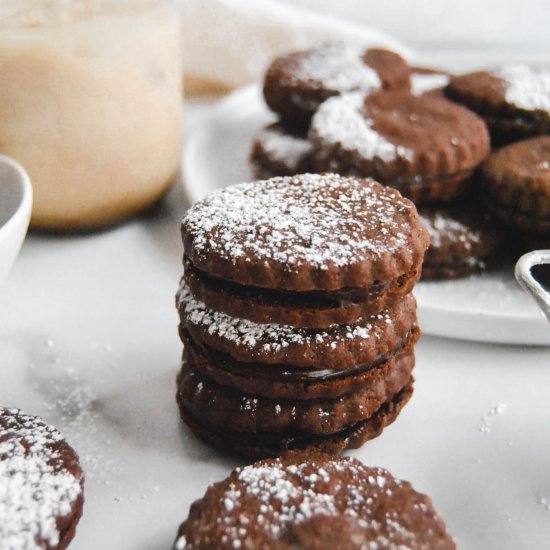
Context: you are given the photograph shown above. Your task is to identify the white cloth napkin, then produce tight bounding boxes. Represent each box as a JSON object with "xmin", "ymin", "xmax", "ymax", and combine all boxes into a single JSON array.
[{"xmin": 181, "ymin": 0, "xmax": 412, "ymax": 93}]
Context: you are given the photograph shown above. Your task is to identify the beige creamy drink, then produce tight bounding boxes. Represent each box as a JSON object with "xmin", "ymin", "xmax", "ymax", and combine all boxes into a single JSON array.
[{"xmin": 0, "ymin": 0, "xmax": 182, "ymax": 228}]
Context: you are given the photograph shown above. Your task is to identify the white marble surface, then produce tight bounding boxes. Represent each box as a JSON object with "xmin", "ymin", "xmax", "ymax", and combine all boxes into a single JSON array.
[{"xmin": 1, "ymin": 99, "xmax": 550, "ymax": 549}]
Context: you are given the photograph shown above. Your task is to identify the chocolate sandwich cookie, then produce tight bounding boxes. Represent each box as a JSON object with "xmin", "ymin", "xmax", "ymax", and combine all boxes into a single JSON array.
[
  {"xmin": 173, "ymin": 451, "xmax": 455, "ymax": 550},
  {"xmin": 480, "ymin": 136, "xmax": 550, "ymax": 233},
  {"xmin": 181, "ymin": 328, "xmax": 418, "ymax": 400},
  {"xmin": 182, "ymin": 174, "xmax": 429, "ymax": 328},
  {"xmin": 177, "ymin": 284, "xmax": 417, "ymax": 370},
  {"xmin": 419, "ymin": 204, "xmax": 503, "ymax": 279},
  {"xmin": 410, "ymin": 67, "xmax": 451, "ymax": 98},
  {"xmin": 263, "ymin": 45, "xmax": 410, "ymax": 129},
  {"xmin": 309, "ymin": 91, "xmax": 490, "ymax": 204},
  {"xmin": 446, "ymin": 65, "xmax": 550, "ymax": 145},
  {"xmin": 177, "ymin": 376, "xmax": 413, "ymax": 459},
  {"xmin": 250, "ymin": 123, "xmax": 312, "ymax": 178},
  {"xmin": 177, "ymin": 343, "xmax": 414, "ymax": 434},
  {"xmin": 0, "ymin": 408, "xmax": 84, "ymax": 550}
]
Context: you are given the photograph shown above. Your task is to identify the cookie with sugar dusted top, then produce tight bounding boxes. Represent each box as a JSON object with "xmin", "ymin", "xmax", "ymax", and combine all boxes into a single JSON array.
[
  {"xmin": 419, "ymin": 204, "xmax": 504, "ymax": 279},
  {"xmin": 182, "ymin": 173, "xmax": 429, "ymax": 328},
  {"xmin": 173, "ymin": 451, "xmax": 455, "ymax": 550},
  {"xmin": 177, "ymin": 283, "xmax": 417, "ymax": 370},
  {"xmin": 263, "ymin": 45, "xmax": 410, "ymax": 129},
  {"xmin": 309, "ymin": 91, "xmax": 490, "ymax": 204},
  {"xmin": 446, "ymin": 65, "xmax": 550, "ymax": 145},
  {"xmin": 480, "ymin": 136, "xmax": 550, "ymax": 233},
  {"xmin": 0, "ymin": 408, "xmax": 84, "ymax": 550},
  {"xmin": 250, "ymin": 122, "xmax": 312, "ymax": 178}
]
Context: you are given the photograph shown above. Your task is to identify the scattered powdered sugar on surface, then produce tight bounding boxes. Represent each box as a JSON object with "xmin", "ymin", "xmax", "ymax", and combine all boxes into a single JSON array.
[
  {"xmin": 420, "ymin": 211, "xmax": 481, "ymax": 250},
  {"xmin": 411, "ymin": 73, "xmax": 450, "ymax": 95},
  {"xmin": 479, "ymin": 403, "xmax": 508, "ymax": 433},
  {"xmin": 292, "ymin": 44, "xmax": 381, "ymax": 93},
  {"xmin": 494, "ymin": 65, "xmax": 550, "ymax": 113},
  {"xmin": 311, "ymin": 93, "xmax": 413, "ymax": 163},
  {"xmin": 36, "ymin": 349, "xmax": 116, "ymax": 484},
  {"xmin": 0, "ymin": 408, "xmax": 82, "ymax": 549},
  {"xmin": 539, "ymin": 497, "xmax": 550, "ymax": 511},
  {"xmin": 178, "ymin": 284, "xmax": 392, "ymax": 352},
  {"xmin": 183, "ymin": 173, "xmax": 412, "ymax": 269},
  {"xmin": 256, "ymin": 126, "xmax": 312, "ymax": 170}
]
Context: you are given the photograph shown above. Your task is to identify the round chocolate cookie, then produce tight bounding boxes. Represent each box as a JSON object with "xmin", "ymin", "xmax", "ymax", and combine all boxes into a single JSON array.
[
  {"xmin": 178, "ymin": 382, "xmax": 412, "ymax": 459},
  {"xmin": 263, "ymin": 45, "xmax": 410, "ymax": 129},
  {"xmin": 177, "ymin": 343, "xmax": 414, "ymax": 433},
  {"xmin": 446, "ymin": 65, "xmax": 550, "ymax": 145},
  {"xmin": 419, "ymin": 204, "xmax": 504, "ymax": 279},
  {"xmin": 177, "ymin": 283, "xmax": 417, "ymax": 370},
  {"xmin": 250, "ymin": 123, "xmax": 312, "ymax": 178},
  {"xmin": 410, "ymin": 66, "xmax": 451, "ymax": 97},
  {"xmin": 173, "ymin": 451, "xmax": 455, "ymax": 550},
  {"xmin": 0, "ymin": 408, "xmax": 84, "ymax": 550},
  {"xmin": 182, "ymin": 174, "xmax": 429, "ymax": 328},
  {"xmin": 309, "ymin": 91, "xmax": 490, "ymax": 204},
  {"xmin": 480, "ymin": 136, "xmax": 550, "ymax": 233}
]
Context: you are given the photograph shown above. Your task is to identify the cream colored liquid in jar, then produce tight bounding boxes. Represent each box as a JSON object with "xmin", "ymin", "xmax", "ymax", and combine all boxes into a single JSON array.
[{"xmin": 0, "ymin": 0, "xmax": 182, "ymax": 228}]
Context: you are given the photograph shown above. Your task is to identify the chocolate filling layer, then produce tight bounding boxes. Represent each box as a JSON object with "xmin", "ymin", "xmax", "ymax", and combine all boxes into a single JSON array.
[
  {"xmin": 184, "ymin": 258, "xmax": 409, "ymax": 310},
  {"xmin": 182, "ymin": 327, "xmax": 414, "ymax": 383}
]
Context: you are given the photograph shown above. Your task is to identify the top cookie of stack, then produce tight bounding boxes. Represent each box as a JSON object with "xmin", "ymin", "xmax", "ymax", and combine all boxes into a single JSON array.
[{"xmin": 182, "ymin": 173, "xmax": 428, "ymax": 328}]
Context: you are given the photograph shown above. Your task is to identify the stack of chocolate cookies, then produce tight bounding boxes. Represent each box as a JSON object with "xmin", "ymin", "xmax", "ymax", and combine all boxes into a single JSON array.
[{"xmin": 176, "ymin": 173, "xmax": 429, "ymax": 458}]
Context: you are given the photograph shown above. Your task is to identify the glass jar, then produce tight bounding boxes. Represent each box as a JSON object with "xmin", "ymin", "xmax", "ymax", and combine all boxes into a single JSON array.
[{"xmin": 0, "ymin": 0, "xmax": 183, "ymax": 228}]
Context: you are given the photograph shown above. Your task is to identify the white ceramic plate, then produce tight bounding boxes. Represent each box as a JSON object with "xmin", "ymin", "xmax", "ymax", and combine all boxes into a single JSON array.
[{"xmin": 183, "ymin": 85, "xmax": 550, "ymax": 346}]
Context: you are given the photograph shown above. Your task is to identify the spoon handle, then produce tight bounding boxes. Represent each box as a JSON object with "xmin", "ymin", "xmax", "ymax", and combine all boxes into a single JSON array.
[{"xmin": 515, "ymin": 250, "xmax": 550, "ymax": 322}]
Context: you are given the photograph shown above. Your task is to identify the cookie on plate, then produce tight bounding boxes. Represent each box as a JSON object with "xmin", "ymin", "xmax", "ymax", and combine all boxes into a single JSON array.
[
  {"xmin": 0, "ymin": 407, "xmax": 84, "ymax": 550},
  {"xmin": 419, "ymin": 203, "xmax": 504, "ymax": 279},
  {"xmin": 480, "ymin": 135, "xmax": 550, "ymax": 233},
  {"xmin": 250, "ymin": 123, "xmax": 312, "ymax": 178},
  {"xmin": 309, "ymin": 91, "xmax": 490, "ymax": 204},
  {"xmin": 263, "ymin": 45, "xmax": 410, "ymax": 129},
  {"xmin": 446, "ymin": 65, "xmax": 550, "ymax": 145},
  {"xmin": 172, "ymin": 451, "xmax": 455, "ymax": 550},
  {"xmin": 182, "ymin": 173, "xmax": 429, "ymax": 328}
]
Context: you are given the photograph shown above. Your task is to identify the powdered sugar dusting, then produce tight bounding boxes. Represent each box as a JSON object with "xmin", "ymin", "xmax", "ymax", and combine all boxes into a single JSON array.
[
  {"xmin": 479, "ymin": 403, "xmax": 508, "ymax": 433},
  {"xmin": 0, "ymin": 408, "xmax": 83, "ymax": 549},
  {"xmin": 494, "ymin": 65, "xmax": 550, "ymax": 113},
  {"xmin": 183, "ymin": 174, "xmax": 413, "ymax": 270},
  {"xmin": 178, "ymin": 283, "xmax": 392, "ymax": 353},
  {"xmin": 411, "ymin": 73, "xmax": 450, "ymax": 95},
  {"xmin": 180, "ymin": 455, "xmax": 436, "ymax": 548},
  {"xmin": 255, "ymin": 126, "xmax": 312, "ymax": 171},
  {"xmin": 420, "ymin": 211, "xmax": 481, "ymax": 250},
  {"xmin": 311, "ymin": 93, "xmax": 414, "ymax": 163},
  {"xmin": 291, "ymin": 44, "xmax": 381, "ymax": 93}
]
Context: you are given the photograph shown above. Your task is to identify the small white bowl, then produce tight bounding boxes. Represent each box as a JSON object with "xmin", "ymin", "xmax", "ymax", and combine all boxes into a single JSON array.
[{"xmin": 0, "ymin": 155, "xmax": 32, "ymax": 283}]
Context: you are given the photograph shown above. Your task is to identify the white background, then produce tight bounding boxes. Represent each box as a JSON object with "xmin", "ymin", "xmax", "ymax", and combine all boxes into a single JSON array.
[{"xmin": 277, "ymin": 0, "xmax": 550, "ymax": 53}]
